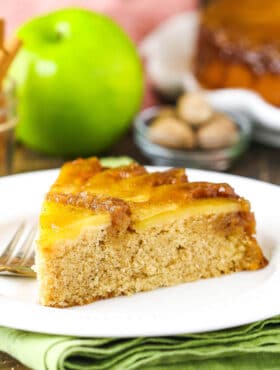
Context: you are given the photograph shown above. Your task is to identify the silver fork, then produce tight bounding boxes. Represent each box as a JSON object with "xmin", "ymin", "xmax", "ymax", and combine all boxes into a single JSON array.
[{"xmin": 0, "ymin": 222, "xmax": 37, "ymax": 277}]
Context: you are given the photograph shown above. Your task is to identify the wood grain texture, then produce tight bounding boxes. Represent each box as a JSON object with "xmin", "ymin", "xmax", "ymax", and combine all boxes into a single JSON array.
[
  {"xmin": 1, "ymin": 136, "xmax": 280, "ymax": 369},
  {"xmin": 0, "ymin": 351, "xmax": 30, "ymax": 369}
]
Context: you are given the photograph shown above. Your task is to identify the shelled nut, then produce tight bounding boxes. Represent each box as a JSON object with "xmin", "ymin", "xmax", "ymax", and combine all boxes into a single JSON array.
[
  {"xmin": 197, "ymin": 112, "xmax": 239, "ymax": 149},
  {"xmin": 157, "ymin": 106, "xmax": 176, "ymax": 118},
  {"xmin": 177, "ymin": 92, "xmax": 213, "ymax": 126},
  {"xmin": 148, "ymin": 117, "xmax": 196, "ymax": 149}
]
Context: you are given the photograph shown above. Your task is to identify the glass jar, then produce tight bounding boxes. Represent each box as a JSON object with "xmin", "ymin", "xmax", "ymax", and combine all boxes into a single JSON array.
[
  {"xmin": 195, "ymin": 0, "xmax": 280, "ymax": 106},
  {"xmin": 0, "ymin": 80, "xmax": 17, "ymax": 176}
]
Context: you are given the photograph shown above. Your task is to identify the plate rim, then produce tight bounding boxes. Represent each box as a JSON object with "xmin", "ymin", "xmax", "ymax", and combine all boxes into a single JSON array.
[{"xmin": 0, "ymin": 166, "xmax": 279, "ymax": 337}]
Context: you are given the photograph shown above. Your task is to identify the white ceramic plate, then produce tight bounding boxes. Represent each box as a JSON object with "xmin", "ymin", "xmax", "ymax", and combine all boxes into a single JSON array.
[
  {"xmin": 140, "ymin": 11, "xmax": 280, "ymax": 147},
  {"xmin": 0, "ymin": 168, "xmax": 279, "ymax": 337}
]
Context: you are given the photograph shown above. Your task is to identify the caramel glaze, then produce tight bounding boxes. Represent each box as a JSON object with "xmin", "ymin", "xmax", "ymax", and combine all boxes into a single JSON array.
[
  {"xmin": 43, "ymin": 158, "xmax": 253, "ymax": 235},
  {"xmin": 156, "ymin": 182, "xmax": 239, "ymax": 201},
  {"xmin": 46, "ymin": 192, "xmax": 131, "ymax": 233}
]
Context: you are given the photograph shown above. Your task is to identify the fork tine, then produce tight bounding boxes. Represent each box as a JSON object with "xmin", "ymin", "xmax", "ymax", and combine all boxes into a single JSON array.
[
  {"xmin": 10, "ymin": 224, "xmax": 36, "ymax": 267},
  {"xmin": 24, "ymin": 250, "xmax": 35, "ymax": 268},
  {"xmin": 22, "ymin": 236, "xmax": 35, "ymax": 268},
  {"xmin": 20, "ymin": 225, "xmax": 36, "ymax": 266},
  {"xmin": 0, "ymin": 221, "xmax": 25, "ymax": 265}
]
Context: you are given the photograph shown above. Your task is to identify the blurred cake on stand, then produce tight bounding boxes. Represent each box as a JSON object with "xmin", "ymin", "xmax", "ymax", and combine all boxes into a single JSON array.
[{"xmin": 195, "ymin": 0, "xmax": 280, "ymax": 107}]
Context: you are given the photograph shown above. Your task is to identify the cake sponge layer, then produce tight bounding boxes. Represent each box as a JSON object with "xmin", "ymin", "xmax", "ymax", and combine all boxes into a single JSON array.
[{"xmin": 37, "ymin": 211, "xmax": 266, "ymax": 308}]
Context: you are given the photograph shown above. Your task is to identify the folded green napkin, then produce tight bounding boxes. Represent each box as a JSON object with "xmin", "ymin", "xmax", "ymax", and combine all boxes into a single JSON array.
[{"xmin": 2, "ymin": 316, "xmax": 280, "ymax": 370}]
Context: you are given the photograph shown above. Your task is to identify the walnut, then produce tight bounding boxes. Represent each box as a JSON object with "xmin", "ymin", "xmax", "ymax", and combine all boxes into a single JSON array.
[
  {"xmin": 148, "ymin": 116, "xmax": 196, "ymax": 149},
  {"xmin": 197, "ymin": 112, "xmax": 239, "ymax": 149},
  {"xmin": 157, "ymin": 106, "xmax": 176, "ymax": 118},
  {"xmin": 176, "ymin": 92, "xmax": 213, "ymax": 126}
]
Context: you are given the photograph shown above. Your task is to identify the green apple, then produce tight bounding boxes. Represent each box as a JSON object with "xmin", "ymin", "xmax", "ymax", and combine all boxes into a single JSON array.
[{"xmin": 10, "ymin": 8, "xmax": 144, "ymax": 156}]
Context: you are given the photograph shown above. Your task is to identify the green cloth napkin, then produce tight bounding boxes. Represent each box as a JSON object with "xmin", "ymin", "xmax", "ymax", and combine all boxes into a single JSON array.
[{"xmin": 2, "ymin": 316, "xmax": 280, "ymax": 370}]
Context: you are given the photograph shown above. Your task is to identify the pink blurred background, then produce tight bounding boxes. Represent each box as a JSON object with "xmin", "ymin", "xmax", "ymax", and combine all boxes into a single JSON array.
[
  {"xmin": 2, "ymin": 0, "xmax": 197, "ymax": 106},
  {"xmin": 2, "ymin": 0, "xmax": 196, "ymax": 40}
]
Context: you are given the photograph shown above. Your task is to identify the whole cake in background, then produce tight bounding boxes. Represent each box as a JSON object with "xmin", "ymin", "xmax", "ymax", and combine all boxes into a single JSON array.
[
  {"xmin": 36, "ymin": 157, "xmax": 267, "ymax": 308},
  {"xmin": 195, "ymin": 0, "xmax": 280, "ymax": 106}
]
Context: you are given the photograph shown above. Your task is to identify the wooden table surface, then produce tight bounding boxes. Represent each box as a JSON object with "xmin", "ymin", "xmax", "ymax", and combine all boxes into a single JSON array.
[{"xmin": 1, "ymin": 134, "xmax": 280, "ymax": 369}]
